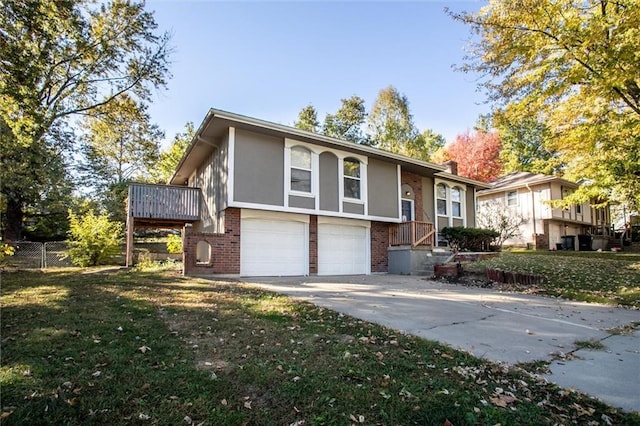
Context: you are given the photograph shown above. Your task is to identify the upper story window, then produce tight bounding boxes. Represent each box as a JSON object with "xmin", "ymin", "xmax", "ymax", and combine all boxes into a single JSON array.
[
  {"xmin": 436, "ymin": 183, "xmax": 447, "ymax": 215},
  {"xmin": 343, "ymin": 158, "xmax": 361, "ymax": 199},
  {"xmin": 506, "ymin": 190, "xmax": 518, "ymax": 207},
  {"xmin": 576, "ymin": 203, "xmax": 582, "ymax": 214},
  {"xmin": 290, "ymin": 146, "xmax": 311, "ymax": 193},
  {"xmin": 451, "ymin": 187, "xmax": 462, "ymax": 217}
]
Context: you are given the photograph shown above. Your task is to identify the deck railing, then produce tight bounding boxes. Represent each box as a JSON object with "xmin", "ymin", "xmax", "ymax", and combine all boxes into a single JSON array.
[
  {"xmin": 128, "ymin": 183, "xmax": 200, "ymax": 221},
  {"xmin": 389, "ymin": 221, "xmax": 435, "ymax": 247}
]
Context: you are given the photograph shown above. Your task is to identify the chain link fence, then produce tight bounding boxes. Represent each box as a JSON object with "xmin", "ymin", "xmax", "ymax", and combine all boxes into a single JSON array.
[{"xmin": 5, "ymin": 241, "xmax": 74, "ymax": 269}]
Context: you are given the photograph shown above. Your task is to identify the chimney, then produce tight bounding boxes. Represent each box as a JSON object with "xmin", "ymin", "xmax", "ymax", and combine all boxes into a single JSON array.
[{"xmin": 442, "ymin": 160, "xmax": 458, "ymax": 175}]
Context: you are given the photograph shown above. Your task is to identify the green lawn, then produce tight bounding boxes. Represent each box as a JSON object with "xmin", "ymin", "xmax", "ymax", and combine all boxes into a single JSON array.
[
  {"xmin": 469, "ymin": 251, "xmax": 640, "ymax": 308},
  {"xmin": 2, "ymin": 269, "xmax": 639, "ymax": 425}
]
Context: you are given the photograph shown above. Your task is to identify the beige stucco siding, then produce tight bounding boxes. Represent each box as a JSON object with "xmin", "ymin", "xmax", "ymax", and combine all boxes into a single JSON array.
[
  {"xmin": 319, "ymin": 152, "xmax": 339, "ymax": 212},
  {"xmin": 233, "ymin": 129, "xmax": 284, "ymax": 206},
  {"xmin": 367, "ymin": 159, "xmax": 399, "ymax": 219}
]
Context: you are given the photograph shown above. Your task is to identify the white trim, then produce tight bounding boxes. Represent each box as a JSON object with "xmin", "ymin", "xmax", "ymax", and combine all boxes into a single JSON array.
[
  {"xmin": 397, "ymin": 165, "xmax": 402, "ymax": 221},
  {"xmin": 228, "ymin": 127, "xmax": 235, "ymax": 203},
  {"xmin": 338, "ymin": 157, "xmax": 344, "ymax": 213},
  {"xmin": 434, "ymin": 178, "xmax": 468, "ymax": 228},
  {"xmin": 228, "ymin": 200, "xmax": 401, "ymax": 223},
  {"xmin": 283, "ymin": 144, "xmax": 291, "ymax": 208}
]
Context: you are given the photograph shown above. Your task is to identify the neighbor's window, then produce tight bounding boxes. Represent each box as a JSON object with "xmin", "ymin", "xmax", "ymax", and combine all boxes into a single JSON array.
[
  {"xmin": 290, "ymin": 146, "xmax": 312, "ymax": 193},
  {"xmin": 451, "ymin": 187, "xmax": 462, "ymax": 217},
  {"xmin": 576, "ymin": 203, "xmax": 582, "ymax": 214},
  {"xmin": 507, "ymin": 190, "xmax": 518, "ymax": 207},
  {"xmin": 436, "ymin": 183, "xmax": 447, "ymax": 215},
  {"xmin": 343, "ymin": 158, "xmax": 361, "ymax": 199}
]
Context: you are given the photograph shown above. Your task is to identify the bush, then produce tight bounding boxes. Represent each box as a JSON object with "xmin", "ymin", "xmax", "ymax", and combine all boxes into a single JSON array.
[
  {"xmin": 67, "ymin": 209, "xmax": 123, "ymax": 267},
  {"xmin": 166, "ymin": 234, "xmax": 182, "ymax": 254},
  {"xmin": 1, "ymin": 238, "xmax": 15, "ymax": 263},
  {"xmin": 441, "ymin": 227, "xmax": 499, "ymax": 252}
]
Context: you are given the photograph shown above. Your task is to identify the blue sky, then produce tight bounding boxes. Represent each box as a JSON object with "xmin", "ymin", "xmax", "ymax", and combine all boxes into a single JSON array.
[{"xmin": 147, "ymin": 1, "xmax": 488, "ymax": 148}]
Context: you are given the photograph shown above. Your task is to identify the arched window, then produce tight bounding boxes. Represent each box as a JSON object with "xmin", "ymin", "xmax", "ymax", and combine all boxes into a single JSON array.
[
  {"xmin": 290, "ymin": 146, "xmax": 312, "ymax": 193},
  {"xmin": 196, "ymin": 240, "xmax": 211, "ymax": 264},
  {"xmin": 343, "ymin": 158, "xmax": 361, "ymax": 199}
]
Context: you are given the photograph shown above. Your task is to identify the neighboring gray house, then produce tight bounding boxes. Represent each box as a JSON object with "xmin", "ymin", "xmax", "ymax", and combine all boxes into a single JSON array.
[
  {"xmin": 476, "ymin": 172, "xmax": 613, "ymax": 250},
  {"xmin": 126, "ymin": 108, "xmax": 488, "ymax": 276}
]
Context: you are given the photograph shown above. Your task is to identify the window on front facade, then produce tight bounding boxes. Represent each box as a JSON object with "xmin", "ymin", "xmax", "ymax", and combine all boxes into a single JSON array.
[
  {"xmin": 507, "ymin": 190, "xmax": 518, "ymax": 207},
  {"xmin": 290, "ymin": 146, "xmax": 311, "ymax": 193},
  {"xmin": 343, "ymin": 158, "xmax": 360, "ymax": 199},
  {"xmin": 576, "ymin": 204, "xmax": 582, "ymax": 214},
  {"xmin": 451, "ymin": 187, "xmax": 462, "ymax": 217},
  {"xmin": 436, "ymin": 183, "xmax": 447, "ymax": 215}
]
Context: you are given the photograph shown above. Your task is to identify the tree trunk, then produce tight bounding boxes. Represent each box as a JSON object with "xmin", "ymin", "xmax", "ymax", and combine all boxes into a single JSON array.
[{"xmin": 3, "ymin": 197, "xmax": 24, "ymax": 242}]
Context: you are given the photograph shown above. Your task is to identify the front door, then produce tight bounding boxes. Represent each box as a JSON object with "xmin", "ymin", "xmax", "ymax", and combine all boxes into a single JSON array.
[{"xmin": 401, "ymin": 199, "xmax": 414, "ymax": 222}]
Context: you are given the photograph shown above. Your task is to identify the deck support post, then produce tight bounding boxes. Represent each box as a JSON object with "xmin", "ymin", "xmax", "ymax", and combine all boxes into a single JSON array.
[{"xmin": 126, "ymin": 215, "xmax": 134, "ymax": 267}]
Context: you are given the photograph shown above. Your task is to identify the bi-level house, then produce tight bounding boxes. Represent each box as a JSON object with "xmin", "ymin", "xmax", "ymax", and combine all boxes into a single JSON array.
[
  {"xmin": 126, "ymin": 109, "xmax": 489, "ymax": 276},
  {"xmin": 476, "ymin": 172, "xmax": 613, "ymax": 250}
]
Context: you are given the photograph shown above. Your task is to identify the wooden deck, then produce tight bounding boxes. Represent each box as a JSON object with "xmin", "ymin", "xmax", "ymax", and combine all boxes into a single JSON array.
[
  {"xmin": 128, "ymin": 183, "xmax": 200, "ymax": 222},
  {"xmin": 389, "ymin": 221, "xmax": 435, "ymax": 248}
]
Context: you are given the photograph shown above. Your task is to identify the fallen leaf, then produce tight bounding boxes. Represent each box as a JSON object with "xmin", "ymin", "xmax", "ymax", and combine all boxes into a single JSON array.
[
  {"xmin": 184, "ymin": 415, "xmax": 193, "ymax": 424},
  {"xmin": 444, "ymin": 420, "xmax": 454, "ymax": 426},
  {"xmin": 221, "ymin": 399, "xmax": 228, "ymax": 406},
  {"xmin": 91, "ymin": 371, "xmax": 101, "ymax": 378},
  {"xmin": 66, "ymin": 398, "xmax": 79, "ymax": 406},
  {"xmin": 138, "ymin": 346, "xmax": 151, "ymax": 353},
  {"xmin": 138, "ymin": 413, "xmax": 151, "ymax": 420},
  {"xmin": 244, "ymin": 400, "xmax": 252, "ymax": 409}
]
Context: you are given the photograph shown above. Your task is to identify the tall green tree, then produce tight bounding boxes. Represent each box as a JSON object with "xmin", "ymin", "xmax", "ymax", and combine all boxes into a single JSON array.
[
  {"xmin": 294, "ymin": 105, "xmax": 320, "ymax": 133},
  {"xmin": 0, "ymin": 0, "xmax": 171, "ymax": 241},
  {"xmin": 493, "ymin": 113, "xmax": 562, "ymax": 176},
  {"xmin": 81, "ymin": 94, "xmax": 164, "ymax": 222},
  {"xmin": 450, "ymin": 0, "xmax": 640, "ymax": 209},
  {"xmin": 322, "ymin": 96, "xmax": 368, "ymax": 144},
  {"xmin": 152, "ymin": 121, "xmax": 195, "ymax": 184},
  {"xmin": 82, "ymin": 94, "xmax": 163, "ymax": 185},
  {"xmin": 367, "ymin": 86, "xmax": 422, "ymax": 155},
  {"xmin": 412, "ymin": 129, "xmax": 446, "ymax": 162}
]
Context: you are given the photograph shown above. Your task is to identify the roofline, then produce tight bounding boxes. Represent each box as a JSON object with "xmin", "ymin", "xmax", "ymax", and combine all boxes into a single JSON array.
[
  {"xmin": 171, "ymin": 108, "xmax": 489, "ymax": 188},
  {"xmin": 477, "ymin": 175, "xmax": 579, "ymax": 195}
]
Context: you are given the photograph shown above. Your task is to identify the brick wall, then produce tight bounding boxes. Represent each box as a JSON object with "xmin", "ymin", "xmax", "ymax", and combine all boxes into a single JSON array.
[
  {"xmin": 401, "ymin": 171, "xmax": 424, "ymax": 221},
  {"xmin": 309, "ymin": 215, "xmax": 318, "ymax": 274},
  {"xmin": 371, "ymin": 221, "xmax": 389, "ymax": 272},
  {"xmin": 182, "ymin": 207, "xmax": 240, "ymax": 275}
]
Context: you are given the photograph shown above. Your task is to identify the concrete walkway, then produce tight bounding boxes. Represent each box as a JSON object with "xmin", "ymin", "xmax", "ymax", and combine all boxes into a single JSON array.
[{"xmin": 244, "ymin": 275, "xmax": 640, "ymax": 412}]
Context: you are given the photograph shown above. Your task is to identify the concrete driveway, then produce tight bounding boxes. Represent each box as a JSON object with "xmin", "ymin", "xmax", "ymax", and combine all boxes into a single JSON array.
[{"xmin": 244, "ymin": 274, "xmax": 640, "ymax": 412}]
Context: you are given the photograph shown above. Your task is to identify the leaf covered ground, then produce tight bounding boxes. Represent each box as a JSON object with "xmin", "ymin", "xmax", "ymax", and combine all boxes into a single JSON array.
[{"xmin": 1, "ymin": 269, "xmax": 639, "ymax": 425}]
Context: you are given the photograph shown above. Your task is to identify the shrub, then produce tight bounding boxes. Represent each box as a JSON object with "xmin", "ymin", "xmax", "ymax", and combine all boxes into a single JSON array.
[
  {"xmin": 441, "ymin": 227, "xmax": 499, "ymax": 252},
  {"xmin": 1, "ymin": 238, "xmax": 15, "ymax": 263},
  {"xmin": 67, "ymin": 209, "xmax": 123, "ymax": 267},
  {"xmin": 166, "ymin": 233, "xmax": 182, "ymax": 254}
]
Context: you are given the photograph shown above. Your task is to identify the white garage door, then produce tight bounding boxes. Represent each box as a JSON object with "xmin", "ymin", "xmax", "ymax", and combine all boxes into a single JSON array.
[
  {"xmin": 318, "ymin": 223, "xmax": 369, "ymax": 275},
  {"xmin": 241, "ymin": 218, "xmax": 307, "ymax": 276}
]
